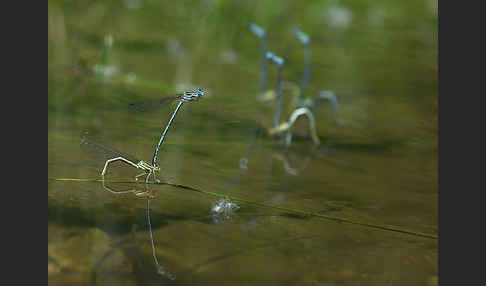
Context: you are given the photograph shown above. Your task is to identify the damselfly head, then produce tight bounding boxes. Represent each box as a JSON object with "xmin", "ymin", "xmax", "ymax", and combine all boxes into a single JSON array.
[
  {"xmin": 249, "ymin": 22, "xmax": 265, "ymax": 38},
  {"xmin": 182, "ymin": 88, "xmax": 204, "ymax": 102},
  {"xmin": 266, "ymin": 52, "xmax": 284, "ymax": 66},
  {"xmin": 294, "ymin": 27, "xmax": 310, "ymax": 45}
]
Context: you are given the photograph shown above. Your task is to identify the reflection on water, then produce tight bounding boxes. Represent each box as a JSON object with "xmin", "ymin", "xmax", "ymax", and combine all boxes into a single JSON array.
[
  {"xmin": 100, "ymin": 179, "xmax": 241, "ymax": 281},
  {"xmin": 49, "ymin": 0, "xmax": 437, "ymax": 285},
  {"xmin": 97, "ymin": 181, "xmax": 177, "ymax": 282},
  {"xmin": 146, "ymin": 192, "xmax": 176, "ymax": 280},
  {"xmin": 271, "ymin": 150, "xmax": 312, "ymax": 176}
]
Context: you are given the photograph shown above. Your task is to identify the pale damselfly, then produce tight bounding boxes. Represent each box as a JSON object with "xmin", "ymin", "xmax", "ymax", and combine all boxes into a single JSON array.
[{"xmin": 80, "ymin": 133, "xmax": 160, "ymax": 183}]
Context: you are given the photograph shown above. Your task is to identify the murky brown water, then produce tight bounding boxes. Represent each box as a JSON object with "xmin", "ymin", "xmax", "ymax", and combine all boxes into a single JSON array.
[{"xmin": 48, "ymin": 1, "xmax": 437, "ymax": 285}]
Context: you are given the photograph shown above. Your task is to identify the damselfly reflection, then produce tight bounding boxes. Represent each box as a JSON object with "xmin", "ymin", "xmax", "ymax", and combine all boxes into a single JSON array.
[
  {"xmin": 102, "ymin": 178, "xmax": 154, "ymax": 198},
  {"xmin": 271, "ymin": 151, "xmax": 312, "ymax": 176},
  {"xmin": 99, "ymin": 180, "xmax": 176, "ymax": 280},
  {"xmin": 147, "ymin": 195, "xmax": 176, "ymax": 280}
]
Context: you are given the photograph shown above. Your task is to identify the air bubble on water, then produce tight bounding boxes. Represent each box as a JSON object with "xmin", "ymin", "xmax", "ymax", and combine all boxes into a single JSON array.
[{"xmin": 210, "ymin": 197, "xmax": 240, "ymax": 223}]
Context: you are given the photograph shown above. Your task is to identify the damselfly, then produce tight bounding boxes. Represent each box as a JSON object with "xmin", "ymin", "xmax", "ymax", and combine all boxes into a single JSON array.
[
  {"xmin": 80, "ymin": 133, "xmax": 160, "ymax": 183},
  {"xmin": 294, "ymin": 27, "xmax": 311, "ymax": 99},
  {"xmin": 135, "ymin": 88, "xmax": 204, "ymax": 168},
  {"xmin": 249, "ymin": 22, "xmax": 267, "ymax": 99},
  {"xmin": 266, "ymin": 51, "xmax": 285, "ymax": 130}
]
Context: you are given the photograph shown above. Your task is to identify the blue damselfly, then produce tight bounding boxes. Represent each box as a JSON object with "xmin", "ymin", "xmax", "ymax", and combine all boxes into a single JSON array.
[
  {"xmin": 147, "ymin": 88, "xmax": 204, "ymax": 167},
  {"xmin": 294, "ymin": 27, "xmax": 311, "ymax": 99},
  {"xmin": 249, "ymin": 22, "xmax": 267, "ymax": 99},
  {"xmin": 266, "ymin": 52, "xmax": 285, "ymax": 130}
]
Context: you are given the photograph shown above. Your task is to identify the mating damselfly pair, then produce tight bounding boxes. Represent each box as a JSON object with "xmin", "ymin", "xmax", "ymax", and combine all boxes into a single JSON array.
[{"xmin": 81, "ymin": 88, "xmax": 204, "ymax": 183}]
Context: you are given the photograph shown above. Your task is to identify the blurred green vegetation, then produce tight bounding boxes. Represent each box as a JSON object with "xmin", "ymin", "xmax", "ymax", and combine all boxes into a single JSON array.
[{"xmin": 49, "ymin": 0, "xmax": 437, "ymax": 155}]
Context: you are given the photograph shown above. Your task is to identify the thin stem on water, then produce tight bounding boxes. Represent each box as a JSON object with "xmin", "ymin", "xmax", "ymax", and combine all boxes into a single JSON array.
[
  {"xmin": 147, "ymin": 196, "xmax": 176, "ymax": 280},
  {"xmin": 48, "ymin": 177, "xmax": 438, "ymax": 240},
  {"xmin": 147, "ymin": 197, "xmax": 159, "ymax": 266}
]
